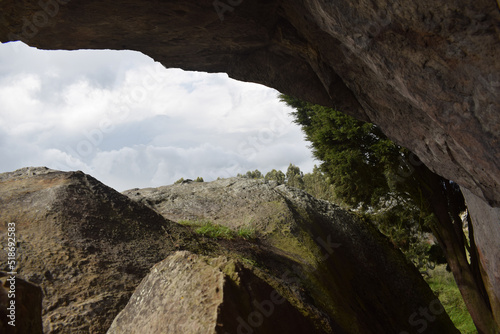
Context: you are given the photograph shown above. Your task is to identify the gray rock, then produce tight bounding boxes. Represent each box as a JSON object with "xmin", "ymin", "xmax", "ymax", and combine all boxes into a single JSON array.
[
  {"xmin": 123, "ymin": 177, "xmax": 460, "ymax": 333},
  {"xmin": 107, "ymin": 251, "xmax": 324, "ymax": 334}
]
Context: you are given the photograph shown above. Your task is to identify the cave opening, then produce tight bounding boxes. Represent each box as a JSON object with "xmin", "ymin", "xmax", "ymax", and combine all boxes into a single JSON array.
[{"xmin": 0, "ymin": 41, "xmax": 317, "ymax": 191}]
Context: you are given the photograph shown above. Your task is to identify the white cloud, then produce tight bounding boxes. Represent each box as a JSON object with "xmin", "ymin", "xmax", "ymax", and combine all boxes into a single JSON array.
[{"xmin": 0, "ymin": 41, "xmax": 317, "ymax": 191}]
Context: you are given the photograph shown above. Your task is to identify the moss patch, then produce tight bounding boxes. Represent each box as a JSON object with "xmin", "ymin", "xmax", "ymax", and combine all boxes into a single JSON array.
[{"xmin": 178, "ymin": 219, "xmax": 257, "ymax": 241}]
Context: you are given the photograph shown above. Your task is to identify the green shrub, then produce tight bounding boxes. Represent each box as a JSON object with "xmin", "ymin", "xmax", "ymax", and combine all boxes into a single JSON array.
[{"xmin": 179, "ymin": 220, "xmax": 257, "ymax": 241}]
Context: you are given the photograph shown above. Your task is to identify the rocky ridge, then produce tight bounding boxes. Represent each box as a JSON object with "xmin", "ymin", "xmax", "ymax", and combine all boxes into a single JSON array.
[
  {"xmin": 124, "ymin": 177, "xmax": 460, "ymax": 333},
  {"xmin": 0, "ymin": 167, "xmax": 459, "ymax": 333}
]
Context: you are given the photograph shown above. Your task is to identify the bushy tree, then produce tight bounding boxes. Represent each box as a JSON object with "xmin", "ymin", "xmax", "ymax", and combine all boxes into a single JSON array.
[
  {"xmin": 281, "ymin": 95, "xmax": 402, "ymax": 208},
  {"xmin": 285, "ymin": 163, "xmax": 305, "ymax": 189},
  {"xmin": 238, "ymin": 169, "xmax": 263, "ymax": 179},
  {"xmin": 265, "ymin": 169, "xmax": 286, "ymax": 184},
  {"xmin": 302, "ymin": 165, "xmax": 338, "ymax": 204}
]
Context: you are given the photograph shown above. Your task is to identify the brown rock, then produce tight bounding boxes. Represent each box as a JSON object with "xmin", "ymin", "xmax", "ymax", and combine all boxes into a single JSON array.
[
  {"xmin": 0, "ymin": 274, "xmax": 43, "ymax": 334},
  {"xmin": 0, "ymin": 167, "xmax": 199, "ymax": 333},
  {"xmin": 107, "ymin": 251, "xmax": 225, "ymax": 333},
  {"xmin": 107, "ymin": 251, "xmax": 325, "ymax": 334}
]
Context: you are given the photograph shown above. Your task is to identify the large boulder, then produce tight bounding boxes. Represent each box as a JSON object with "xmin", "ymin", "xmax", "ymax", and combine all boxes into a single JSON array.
[
  {"xmin": 0, "ymin": 167, "xmax": 199, "ymax": 333},
  {"xmin": 107, "ymin": 251, "xmax": 325, "ymax": 334},
  {"xmin": 123, "ymin": 177, "xmax": 459, "ymax": 333}
]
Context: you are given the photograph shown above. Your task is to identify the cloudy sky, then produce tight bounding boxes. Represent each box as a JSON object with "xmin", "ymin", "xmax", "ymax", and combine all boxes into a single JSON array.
[{"xmin": 0, "ymin": 41, "xmax": 316, "ymax": 191}]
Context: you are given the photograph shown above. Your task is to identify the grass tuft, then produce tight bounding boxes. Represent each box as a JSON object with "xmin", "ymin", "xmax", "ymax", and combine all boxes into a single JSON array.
[
  {"xmin": 237, "ymin": 226, "xmax": 256, "ymax": 240},
  {"xmin": 195, "ymin": 222, "xmax": 234, "ymax": 240},
  {"xmin": 177, "ymin": 218, "xmax": 210, "ymax": 227}
]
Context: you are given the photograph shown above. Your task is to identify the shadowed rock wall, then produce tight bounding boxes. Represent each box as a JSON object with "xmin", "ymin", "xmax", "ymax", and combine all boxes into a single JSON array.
[{"xmin": 0, "ymin": 275, "xmax": 43, "ymax": 334}]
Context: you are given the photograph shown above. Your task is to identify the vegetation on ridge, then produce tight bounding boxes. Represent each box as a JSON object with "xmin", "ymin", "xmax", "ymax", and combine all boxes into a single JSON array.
[{"xmin": 178, "ymin": 219, "xmax": 256, "ymax": 240}]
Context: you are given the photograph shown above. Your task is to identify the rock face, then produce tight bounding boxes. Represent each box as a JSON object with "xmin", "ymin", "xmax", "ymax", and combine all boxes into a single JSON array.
[
  {"xmin": 462, "ymin": 188, "xmax": 500, "ymax": 325},
  {"xmin": 123, "ymin": 177, "xmax": 459, "ymax": 333},
  {"xmin": 0, "ymin": 167, "xmax": 201, "ymax": 333},
  {"xmin": 0, "ymin": 168, "xmax": 459, "ymax": 333},
  {"xmin": 107, "ymin": 251, "xmax": 324, "ymax": 334}
]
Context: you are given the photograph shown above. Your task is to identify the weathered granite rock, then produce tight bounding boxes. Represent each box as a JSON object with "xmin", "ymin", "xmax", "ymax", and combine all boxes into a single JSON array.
[
  {"xmin": 107, "ymin": 251, "xmax": 324, "ymax": 334},
  {"xmin": 123, "ymin": 177, "xmax": 460, "ymax": 333},
  {"xmin": 0, "ymin": 274, "xmax": 44, "ymax": 334},
  {"xmin": 0, "ymin": 167, "xmax": 201, "ymax": 333}
]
